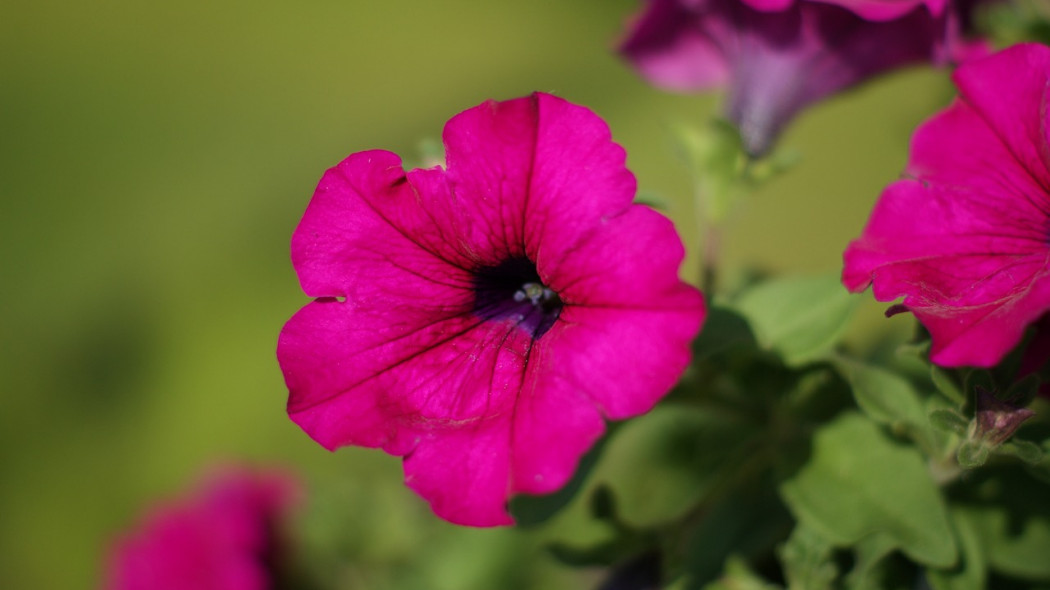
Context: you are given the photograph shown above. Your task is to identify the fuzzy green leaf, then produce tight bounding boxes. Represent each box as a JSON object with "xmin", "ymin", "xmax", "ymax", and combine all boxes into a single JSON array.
[
  {"xmin": 926, "ymin": 508, "xmax": 986, "ymax": 590},
  {"xmin": 959, "ymin": 469, "xmax": 1050, "ymax": 580},
  {"xmin": 997, "ymin": 439, "xmax": 1044, "ymax": 465},
  {"xmin": 734, "ymin": 274, "xmax": 858, "ymax": 367},
  {"xmin": 779, "ymin": 525, "xmax": 837, "ymax": 590},
  {"xmin": 780, "ymin": 413, "xmax": 956, "ymax": 567},
  {"xmin": 833, "ymin": 358, "xmax": 931, "ymax": 448},
  {"xmin": 843, "ymin": 533, "xmax": 897, "ymax": 590}
]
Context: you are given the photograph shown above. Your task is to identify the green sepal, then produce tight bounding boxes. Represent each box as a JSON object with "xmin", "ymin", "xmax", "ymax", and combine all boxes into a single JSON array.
[
  {"xmin": 957, "ymin": 440, "xmax": 990, "ymax": 469},
  {"xmin": 929, "ymin": 409, "xmax": 969, "ymax": 437}
]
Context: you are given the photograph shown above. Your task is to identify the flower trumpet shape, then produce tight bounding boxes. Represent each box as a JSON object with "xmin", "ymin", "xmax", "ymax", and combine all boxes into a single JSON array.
[
  {"xmin": 843, "ymin": 43, "xmax": 1050, "ymax": 368},
  {"xmin": 106, "ymin": 467, "xmax": 299, "ymax": 590},
  {"xmin": 277, "ymin": 93, "xmax": 705, "ymax": 526},
  {"xmin": 619, "ymin": 0, "xmax": 981, "ymax": 156}
]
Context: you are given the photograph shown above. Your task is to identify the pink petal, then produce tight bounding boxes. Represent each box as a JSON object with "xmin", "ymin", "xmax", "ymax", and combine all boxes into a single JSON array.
[
  {"xmin": 843, "ymin": 43, "xmax": 1050, "ymax": 367},
  {"xmin": 544, "ymin": 304, "xmax": 700, "ymax": 418},
  {"xmin": 509, "ymin": 345, "xmax": 607, "ymax": 495},
  {"xmin": 546, "ymin": 206, "xmax": 698, "ymax": 308},
  {"xmin": 443, "ymin": 93, "xmax": 638, "ymax": 268},
  {"xmin": 292, "ymin": 150, "xmax": 477, "ymax": 298},
  {"xmin": 403, "ymin": 424, "xmax": 514, "ymax": 526},
  {"xmin": 538, "ymin": 206, "xmax": 704, "ymax": 417},
  {"xmin": 949, "ymin": 43, "xmax": 1050, "ymax": 188},
  {"xmin": 619, "ymin": 0, "xmax": 730, "ymax": 92},
  {"xmin": 281, "ymin": 298, "xmax": 534, "ymax": 454}
]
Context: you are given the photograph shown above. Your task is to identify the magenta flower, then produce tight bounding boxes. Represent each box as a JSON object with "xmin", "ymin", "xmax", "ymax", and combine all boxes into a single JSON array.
[
  {"xmin": 277, "ymin": 93, "xmax": 704, "ymax": 526},
  {"xmin": 106, "ymin": 467, "xmax": 300, "ymax": 590},
  {"xmin": 843, "ymin": 43, "xmax": 1050, "ymax": 368},
  {"xmin": 619, "ymin": 0, "xmax": 980, "ymax": 156}
]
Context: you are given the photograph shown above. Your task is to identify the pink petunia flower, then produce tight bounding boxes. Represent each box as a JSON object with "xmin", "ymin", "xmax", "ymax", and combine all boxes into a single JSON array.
[
  {"xmin": 277, "ymin": 93, "xmax": 705, "ymax": 527},
  {"xmin": 618, "ymin": 0, "xmax": 983, "ymax": 156},
  {"xmin": 105, "ymin": 466, "xmax": 300, "ymax": 590},
  {"xmin": 843, "ymin": 43, "xmax": 1050, "ymax": 368}
]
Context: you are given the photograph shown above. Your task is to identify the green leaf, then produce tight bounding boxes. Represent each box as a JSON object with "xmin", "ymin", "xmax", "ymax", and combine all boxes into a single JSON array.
[
  {"xmin": 547, "ymin": 539, "xmax": 621, "ymax": 568},
  {"xmin": 734, "ymin": 274, "xmax": 859, "ymax": 367},
  {"xmin": 958, "ymin": 468, "xmax": 1050, "ymax": 580},
  {"xmin": 590, "ymin": 484, "xmax": 618, "ymax": 522},
  {"xmin": 780, "ymin": 412, "xmax": 957, "ymax": 568},
  {"xmin": 692, "ymin": 304, "xmax": 758, "ymax": 361},
  {"xmin": 833, "ymin": 357, "xmax": 931, "ymax": 447},
  {"xmin": 701, "ymin": 556, "xmax": 782, "ymax": 590},
  {"xmin": 926, "ymin": 508, "xmax": 987, "ymax": 590},
  {"xmin": 779, "ymin": 525, "xmax": 838, "ymax": 590},
  {"xmin": 843, "ymin": 533, "xmax": 898, "ymax": 590},
  {"xmin": 931, "ymin": 366, "xmax": 966, "ymax": 405},
  {"xmin": 683, "ymin": 487, "xmax": 791, "ymax": 589}
]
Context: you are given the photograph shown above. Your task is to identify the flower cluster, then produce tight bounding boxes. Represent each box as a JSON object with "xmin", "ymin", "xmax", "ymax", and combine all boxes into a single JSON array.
[
  {"xmin": 277, "ymin": 93, "xmax": 705, "ymax": 526},
  {"xmin": 619, "ymin": 0, "xmax": 987, "ymax": 156},
  {"xmin": 843, "ymin": 43, "xmax": 1050, "ymax": 368}
]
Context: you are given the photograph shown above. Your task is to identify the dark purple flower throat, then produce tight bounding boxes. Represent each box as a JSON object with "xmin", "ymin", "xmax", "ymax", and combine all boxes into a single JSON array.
[{"xmin": 473, "ymin": 257, "xmax": 562, "ymax": 339}]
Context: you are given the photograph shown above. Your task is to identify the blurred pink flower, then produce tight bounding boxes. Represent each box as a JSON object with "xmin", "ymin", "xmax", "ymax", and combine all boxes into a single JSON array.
[
  {"xmin": 619, "ymin": 0, "xmax": 982, "ymax": 156},
  {"xmin": 106, "ymin": 467, "xmax": 300, "ymax": 590},
  {"xmin": 277, "ymin": 92, "xmax": 704, "ymax": 526},
  {"xmin": 843, "ymin": 43, "xmax": 1050, "ymax": 368}
]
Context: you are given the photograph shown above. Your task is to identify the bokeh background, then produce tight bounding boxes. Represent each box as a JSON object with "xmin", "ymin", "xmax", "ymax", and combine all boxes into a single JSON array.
[{"xmin": 1, "ymin": 1, "xmax": 952, "ymax": 588}]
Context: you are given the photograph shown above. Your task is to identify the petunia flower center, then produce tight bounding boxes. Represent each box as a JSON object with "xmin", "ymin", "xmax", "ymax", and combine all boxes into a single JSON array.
[{"xmin": 472, "ymin": 257, "xmax": 563, "ymax": 339}]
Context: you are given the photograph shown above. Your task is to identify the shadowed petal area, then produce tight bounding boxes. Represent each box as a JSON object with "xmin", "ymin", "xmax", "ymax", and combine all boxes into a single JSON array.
[
  {"xmin": 279, "ymin": 93, "xmax": 705, "ymax": 526},
  {"xmin": 843, "ymin": 43, "xmax": 1050, "ymax": 367},
  {"xmin": 806, "ymin": 0, "xmax": 947, "ymax": 20}
]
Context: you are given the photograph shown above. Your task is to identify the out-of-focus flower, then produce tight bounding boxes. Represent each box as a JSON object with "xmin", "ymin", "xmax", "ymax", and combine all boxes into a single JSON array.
[
  {"xmin": 106, "ymin": 466, "xmax": 300, "ymax": 590},
  {"xmin": 843, "ymin": 43, "xmax": 1050, "ymax": 368},
  {"xmin": 619, "ymin": 0, "xmax": 984, "ymax": 156},
  {"xmin": 277, "ymin": 92, "xmax": 705, "ymax": 527}
]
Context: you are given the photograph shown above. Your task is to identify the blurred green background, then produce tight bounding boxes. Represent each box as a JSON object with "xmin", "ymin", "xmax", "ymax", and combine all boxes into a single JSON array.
[{"xmin": 0, "ymin": 1, "xmax": 952, "ymax": 588}]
